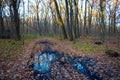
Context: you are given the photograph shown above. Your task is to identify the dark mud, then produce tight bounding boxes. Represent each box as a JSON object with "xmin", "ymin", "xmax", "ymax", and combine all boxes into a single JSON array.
[{"xmin": 32, "ymin": 41, "xmax": 113, "ymax": 80}]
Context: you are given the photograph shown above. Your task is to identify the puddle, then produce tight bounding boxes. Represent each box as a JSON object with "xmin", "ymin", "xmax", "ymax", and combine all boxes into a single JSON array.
[
  {"xmin": 34, "ymin": 51, "xmax": 63, "ymax": 73},
  {"xmin": 33, "ymin": 41, "xmax": 104, "ymax": 80},
  {"xmin": 39, "ymin": 41, "xmax": 53, "ymax": 46}
]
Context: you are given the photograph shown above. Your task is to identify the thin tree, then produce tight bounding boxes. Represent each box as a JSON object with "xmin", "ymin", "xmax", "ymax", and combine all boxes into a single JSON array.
[
  {"xmin": 113, "ymin": 0, "xmax": 119, "ymax": 34},
  {"xmin": 65, "ymin": 0, "xmax": 73, "ymax": 40},
  {"xmin": 0, "ymin": 0, "xmax": 4, "ymax": 38},
  {"xmin": 100, "ymin": 0, "xmax": 106, "ymax": 42},
  {"xmin": 53, "ymin": 0, "xmax": 67, "ymax": 39},
  {"xmin": 84, "ymin": 0, "xmax": 87, "ymax": 35},
  {"xmin": 10, "ymin": 0, "xmax": 21, "ymax": 40},
  {"xmin": 69, "ymin": 0, "xmax": 75, "ymax": 40},
  {"xmin": 74, "ymin": 0, "xmax": 79, "ymax": 38}
]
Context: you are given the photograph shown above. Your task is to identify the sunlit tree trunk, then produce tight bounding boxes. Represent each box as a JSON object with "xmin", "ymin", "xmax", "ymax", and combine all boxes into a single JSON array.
[
  {"xmin": 27, "ymin": 0, "xmax": 29, "ymax": 34},
  {"xmin": 100, "ymin": 0, "xmax": 106, "ymax": 42},
  {"xmin": 36, "ymin": 4, "xmax": 40, "ymax": 35},
  {"xmin": 53, "ymin": 0, "xmax": 67, "ymax": 39},
  {"xmin": 84, "ymin": 0, "xmax": 87, "ymax": 35},
  {"xmin": 9, "ymin": 4, "xmax": 14, "ymax": 38},
  {"xmin": 78, "ymin": 0, "xmax": 83, "ymax": 36},
  {"xmin": 50, "ymin": 4, "xmax": 56, "ymax": 34},
  {"xmin": 107, "ymin": 4, "xmax": 111, "ymax": 36},
  {"xmin": 113, "ymin": 0, "xmax": 118, "ymax": 35}
]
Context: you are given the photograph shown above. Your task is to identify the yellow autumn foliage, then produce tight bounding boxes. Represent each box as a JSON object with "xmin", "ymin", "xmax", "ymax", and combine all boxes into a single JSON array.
[{"xmin": 0, "ymin": 0, "xmax": 4, "ymax": 6}]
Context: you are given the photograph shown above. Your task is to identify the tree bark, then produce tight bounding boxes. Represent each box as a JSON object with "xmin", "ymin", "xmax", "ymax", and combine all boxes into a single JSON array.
[
  {"xmin": 74, "ymin": 0, "xmax": 79, "ymax": 38},
  {"xmin": 12, "ymin": 1, "xmax": 21, "ymax": 40},
  {"xmin": 69, "ymin": 0, "xmax": 75, "ymax": 40},
  {"xmin": 0, "ymin": 1, "xmax": 4, "ymax": 38},
  {"xmin": 53, "ymin": 0, "xmax": 67, "ymax": 39},
  {"xmin": 113, "ymin": 0, "xmax": 118, "ymax": 34},
  {"xmin": 88, "ymin": 3, "xmax": 93, "ymax": 35},
  {"xmin": 23, "ymin": 0, "xmax": 25, "ymax": 34},
  {"xmin": 36, "ymin": 4, "xmax": 41, "ymax": 35},
  {"xmin": 100, "ymin": 0, "xmax": 106, "ymax": 42},
  {"xmin": 84, "ymin": 0, "xmax": 87, "ymax": 35},
  {"xmin": 65, "ymin": 0, "xmax": 73, "ymax": 40}
]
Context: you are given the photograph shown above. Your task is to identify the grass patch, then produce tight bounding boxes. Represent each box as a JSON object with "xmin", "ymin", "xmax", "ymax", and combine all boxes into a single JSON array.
[
  {"xmin": 118, "ymin": 61, "xmax": 120, "ymax": 65},
  {"xmin": 72, "ymin": 43, "xmax": 95, "ymax": 53},
  {"xmin": 0, "ymin": 39, "xmax": 24, "ymax": 59},
  {"xmin": 23, "ymin": 34, "xmax": 61, "ymax": 40},
  {"xmin": 72, "ymin": 42, "xmax": 105, "ymax": 53},
  {"xmin": 23, "ymin": 34, "xmax": 41, "ymax": 40}
]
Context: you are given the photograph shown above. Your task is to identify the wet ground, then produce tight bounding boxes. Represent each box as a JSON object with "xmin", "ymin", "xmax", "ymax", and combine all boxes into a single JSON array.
[
  {"xmin": 0, "ymin": 38, "xmax": 119, "ymax": 80},
  {"xmin": 32, "ymin": 41, "xmax": 114, "ymax": 80}
]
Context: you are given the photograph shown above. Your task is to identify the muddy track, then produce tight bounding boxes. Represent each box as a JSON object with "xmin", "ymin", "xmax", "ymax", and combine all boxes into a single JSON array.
[
  {"xmin": 0, "ymin": 38, "xmax": 120, "ymax": 80},
  {"xmin": 29, "ymin": 39, "xmax": 120, "ymax": 80}
]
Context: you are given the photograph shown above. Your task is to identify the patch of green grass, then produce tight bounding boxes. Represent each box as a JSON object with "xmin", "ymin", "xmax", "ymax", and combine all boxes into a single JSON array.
[
  {"xmin": 94, "ymin": 45, "xmax": 105, "ymax": 52},
  {"xmin": 117, "ymin": 61, "xmax": 120, "ymax": 65},
  {"xmin": 72, "ymin": 42, "xmax": 105, "ymax": 53},
  {"xmin": 0, "ymin": 39, "xmax": 24, "ymax": 59},
  {"xmin": 72, "ymin": 43, "xmax": 95, "ymax": 53},
  {"xmin": 23, "ymin": 34, "xmax": 41, "ymax": 40},
  {"xmin": 5, "ymin": 52, "xmax": 17, "ymax": 59}
]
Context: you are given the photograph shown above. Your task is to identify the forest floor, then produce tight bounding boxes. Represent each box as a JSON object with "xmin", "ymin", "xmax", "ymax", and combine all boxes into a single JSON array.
[{"xmin": 0, "ymin": 37, "xmax": 120, "ymax": 80}]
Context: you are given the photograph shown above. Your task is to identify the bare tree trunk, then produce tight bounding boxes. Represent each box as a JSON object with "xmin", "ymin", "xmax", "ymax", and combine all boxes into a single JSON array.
[
  {"xmin": 113, "ymin": 0, "xmax": 118, "ymax": 35},
  {"xmin": 23, "ymin": 0, "xmax": 25, "ymax": 34},
  {"xmin": 26, "ymin": 0, "xmax": 30, "ymax": 34},
  {"xmin": 0, "ymin": 3, "xmax": 4, "ymax": 38},
  {"xmin": 65, "ymin": 0, "xmax": 73, "ymax": 40},
  {"xmin": 84, "ymin": 0, "xmax": 87, "ymax": 35},
  {"xmin": 69, "ymin": 0, "xmax": 75, "ymax": 40},
  {"xmin": 12, "ymin": 1, "xmax": 21, "ymax": 40},
  {"xmin": 74, "ymin": 0, "xmax": 79, "ymax": 38},
  {"xmin": 53, "ymin": 0, "xmax": 67, "ymax": 39},
  {"xmin": 78, "ymin": 1, "xmax": 83, "ymax": 36},
  {"xmin": 108, "ymin": 15, "xmax": 111, "ymax": 36},
  {"xmin": 100, "ymin": 0, "xmax": 106, "ymax": 42},
  {"xmin": 9, "ymin": 4, "xmax": 14, "ymax": 38},
  {"xmin": 36, "ymin": 5, "xmax": 41, "ymax": 35},
  {"xmin": 88, "ymin": 3, "xmax": 93, "ymax": 35},
  {"xmin": 113, "ymin": 13, "xmax": 116, "ymax": 34}
]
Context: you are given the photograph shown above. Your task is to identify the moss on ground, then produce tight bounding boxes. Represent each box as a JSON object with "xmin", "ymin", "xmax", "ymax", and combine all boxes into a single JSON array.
[
  {"xmin": 0, "ymin": 39, "xmax": 24, "ymax": 59},
  {"xmin": 23, "ymin": 34, "xmax": 41, "ymax": 40},
  {"xmin": 72, "ymin": 42, "xmax": 105, "ymax": 53},
  {"xmin": 105, "ymin": 50, "xmax": 119, "ymax": 57}
]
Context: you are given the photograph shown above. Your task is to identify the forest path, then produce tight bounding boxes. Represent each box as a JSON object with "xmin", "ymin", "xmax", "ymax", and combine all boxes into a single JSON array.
[
  {"xmin": 0, "ymin": 38, "xmax": 120, "ymax": 80},
  {"xmin": 29, "ymin": 38, "xmax": 120, "ymax": 80}
]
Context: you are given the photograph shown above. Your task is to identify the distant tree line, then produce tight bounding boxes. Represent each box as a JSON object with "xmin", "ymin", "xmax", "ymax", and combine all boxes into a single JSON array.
[{"xmin": 0, "ymin": 0, "xmax": 120, "ymax": 41}]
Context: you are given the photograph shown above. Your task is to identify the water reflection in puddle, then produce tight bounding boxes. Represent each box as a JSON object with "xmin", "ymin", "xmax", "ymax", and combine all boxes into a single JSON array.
[
  {"xmin": 33, "ymin": 41, "xmax": 103, "ymax": 80},
  {"xmin": 34, "ymin": 51, "xmax": 61, "ymax": 73}
]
